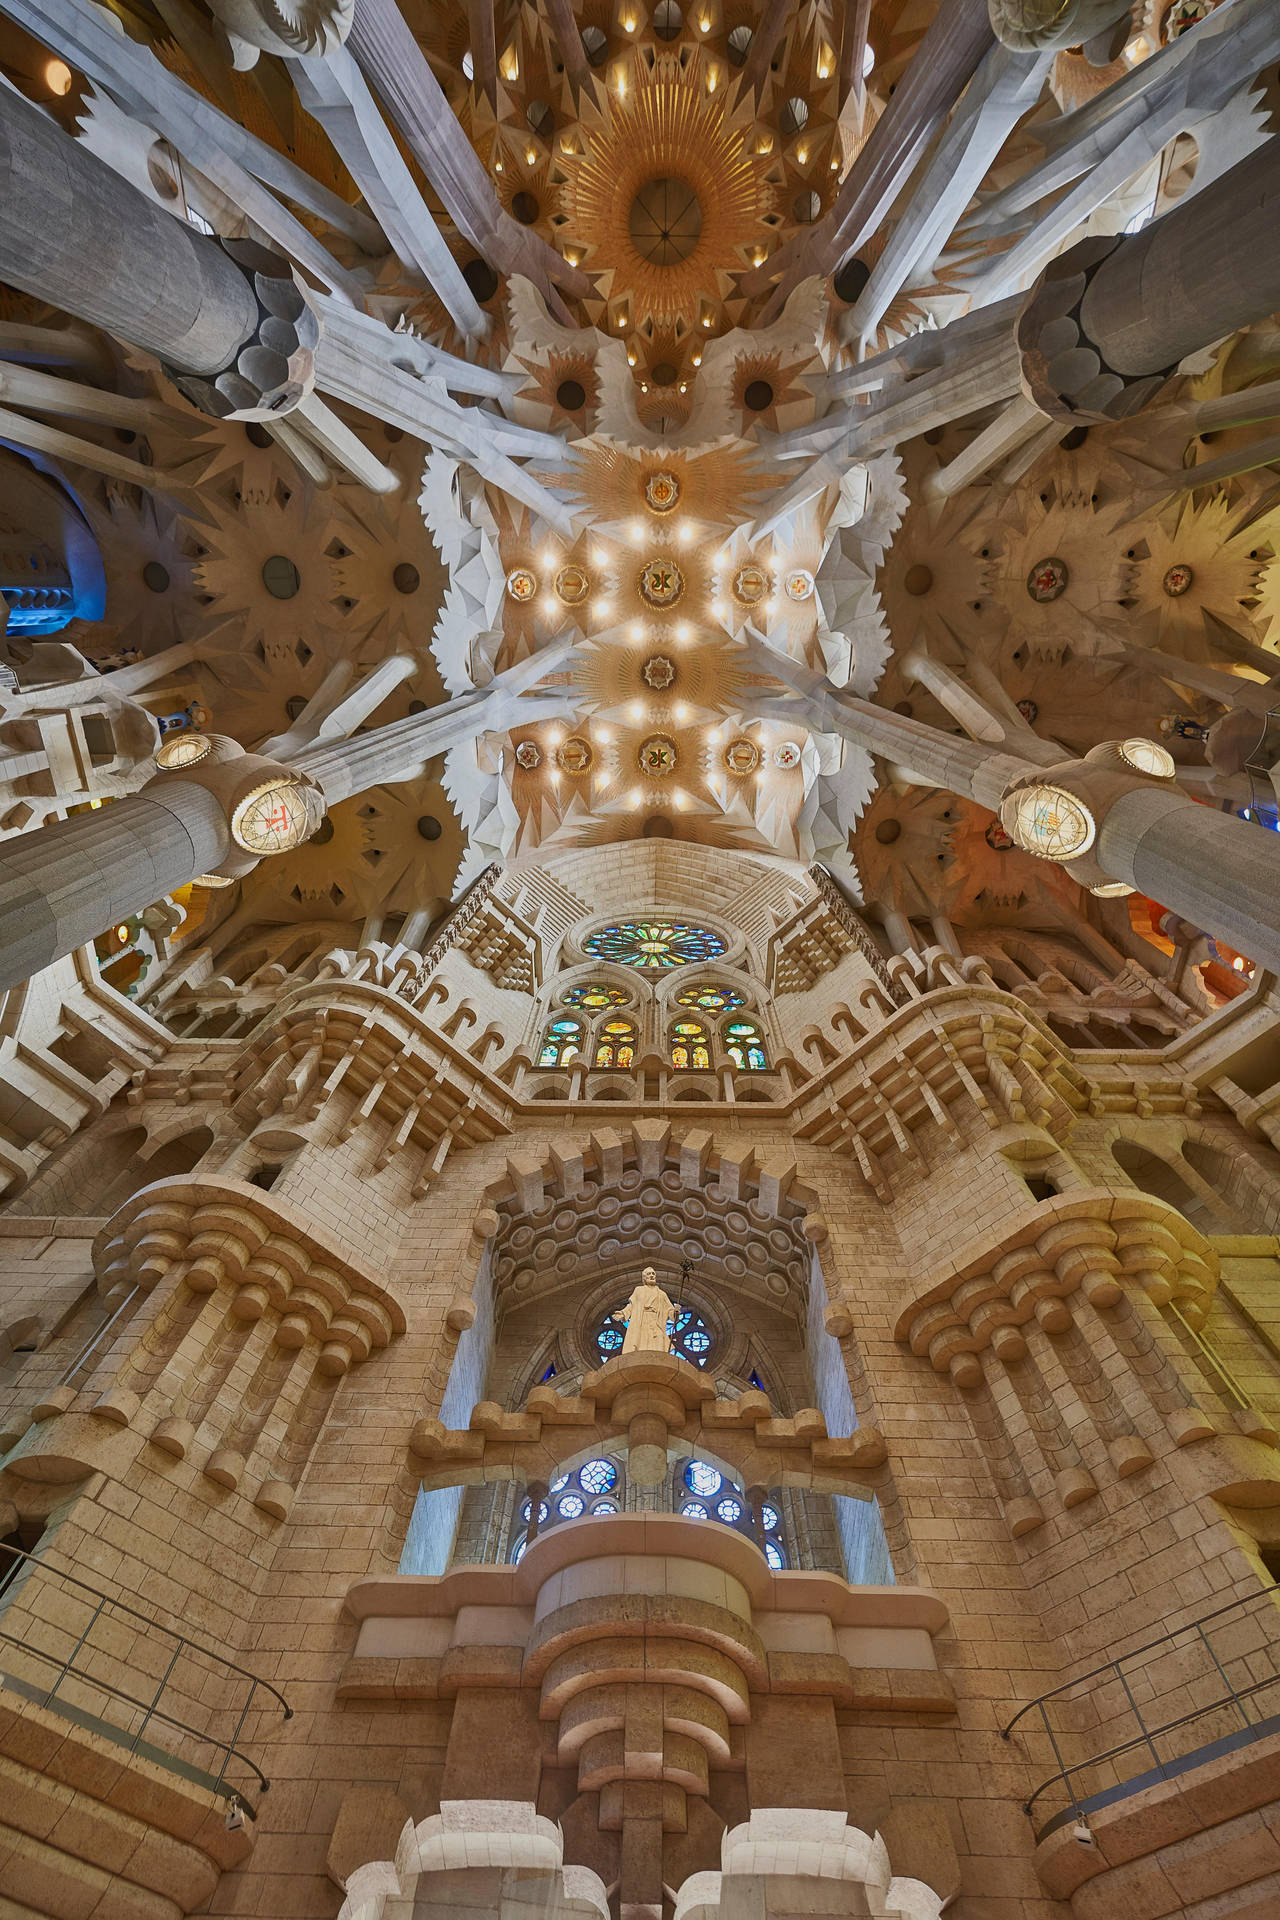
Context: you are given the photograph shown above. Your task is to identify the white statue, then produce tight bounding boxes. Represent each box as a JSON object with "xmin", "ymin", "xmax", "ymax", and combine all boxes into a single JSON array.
[{"xmin": 611, "ymin": 1267, "xmax": 679, "ymax": 1355}]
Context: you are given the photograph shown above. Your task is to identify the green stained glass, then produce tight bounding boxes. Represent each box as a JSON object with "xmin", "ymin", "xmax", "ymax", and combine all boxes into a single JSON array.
[{"xmin": 676, "ymin": 982, "xmax": 746, "ymax": 1011}]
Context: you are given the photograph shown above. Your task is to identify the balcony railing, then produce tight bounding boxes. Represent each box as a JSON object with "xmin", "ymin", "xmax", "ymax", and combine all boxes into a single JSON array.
[
  {"xmin": 1002, "ymin": 1583, "xmax": 1280, "ymax": 1839},
  {"xmin": 0, "ymin": 1543, "xmax": 290, "ymax": 1805}
]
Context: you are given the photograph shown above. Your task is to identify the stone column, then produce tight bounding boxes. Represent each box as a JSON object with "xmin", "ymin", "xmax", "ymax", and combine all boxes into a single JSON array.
[
  {"xmin": 0, "ymin": 783, "xmax": 230, "ymax": 989},
  {"xmin": 1019, "ymin": 134, "xmax": 1280, "ymax": 421},
  {"xmin": 0, "ymin": 85, "xmax": 254, "ymax": 377},
  {"xmin": 0, "ymin": 85, "xmax": 315, "ymax": 417},
  {"xmin": 524, "ymin": 1479, "xmax": 548, "ymax": 1544}
]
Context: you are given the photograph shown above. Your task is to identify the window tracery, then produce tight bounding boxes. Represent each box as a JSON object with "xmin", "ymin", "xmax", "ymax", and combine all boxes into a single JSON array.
[
  {"xmin": 595, "ymin": 1301, "xmax": 714, "ymax": 1365},
  {"xmin": 583, "ymin": 921, "xmax": 727, "ymax": 968},
  {"xmin": 675, "ymin": 982, "xmax": 747, "ymax": 1012},
  {"xmin": 562, "ymin": 981, "xmax": 631, "ymax": 1009}
]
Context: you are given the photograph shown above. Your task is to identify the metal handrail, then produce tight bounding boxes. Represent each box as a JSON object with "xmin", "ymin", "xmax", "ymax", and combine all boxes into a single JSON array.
[
  {"xmin": 0, "ymin": 1542, "xmax": 291, "ymax": 1800},
  {"xmin": 1002, "ymin": 1582, "xmax": 1280, "ymax": 1831}
]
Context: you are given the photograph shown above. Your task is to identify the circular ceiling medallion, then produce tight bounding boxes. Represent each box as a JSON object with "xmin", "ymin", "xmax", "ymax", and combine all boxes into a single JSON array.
[
  {"xmin": 558, "ymin": 736, "xmax": 594, "ymax": 774},
  {"xmin": 629, "ymin": 177, "xmax": 703, "ymax": 266},
  {"xmin": 642, "ymin": 654, "xmax": 676, "ymax": 689},
  {"xmin": 783, "ymin": 567, "xmax": 815, "ymax": 602},
  {"xmin": 230, "ymin": 778, "xmax": 323, "ymax": 855},
  {"xmin": 644, "ymin": 471, "xmax": 680, "ymax": 513},
  {"xmin": 638, "ymin": 556, "xmax": 685, "ymax": 609},
  {"xmin": 724, "ymin": 737, "xmax": 760, "ymax": 775},
  {"xmin": 1026, "ymin": 557, "xmax": 1069, "ymax": 603},
  {"xmin": 773, "ymin": 741, "xmax": 802, "ymax": 770},
  {"xmin": 555, "ymin": 563, "xmax": 591, "ymax": 605},
  {"xmin": 155, "ymin": 733, "xmax": 211, "ymax": 769},
  {"xmin": 1162, "ymin": 562, "xmax": 1194, "ymax": 597},
  {"xmin": 1002, "ymin": 783, "xmax": 1096, "ymax": 861},
  {"xmin": 639, "ymin": 734, "xmax": 678, "ymax": 777},
  {"xmin": 732, "ymin": 564, "xmax": 770, "ymax": 605},
  {"xmin": 506, "ymin": 567, "xmax": 537, "ymax": 603},
  {"xmin": 1119, "ymin": 736, "xmax": 1176, "ymax": 778},
  {"xmin": 515, "ymin": 740, "xmax": 542, "ymax": 769}
]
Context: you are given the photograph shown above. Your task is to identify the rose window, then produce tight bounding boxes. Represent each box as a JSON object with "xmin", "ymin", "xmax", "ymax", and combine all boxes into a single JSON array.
[
  {"xmin": 583, "ymin": 922, "xmax": 727, "ymax": 968},
  {"xmin": 595, "ymin": 1303, "xmax": 714, "ymax": 1365}
]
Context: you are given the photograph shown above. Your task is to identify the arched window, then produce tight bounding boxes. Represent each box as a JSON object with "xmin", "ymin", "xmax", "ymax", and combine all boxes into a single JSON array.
[
  {"xmin": 583, "ymin": 922, "xmax": 727, "ymax": 968},
  {"xmin": 670, "ymin": 1020, "xmax": 711, "ymax": 1070},
  {"xmin": 725, "ymin": 1019, "xmax": 768, "ymax": 1070},
  {"xmin": 595, "ymin": 1019, "xmax": 637, "ymax": 1068},
  {"xmin": 678, "ymin": 1457, "xmax": 788, "ymax": 1566},
  {"xmin": 676, "ymin": 982, "xmax": 747, "ymax": 1012},
  {"xmin": 539, "ymin": 1017, "xmax": 583, "ymax": 1066},
  {"xmin": 511, "ymin": 1455, "xmax": 622, "ymax": 1560},
  {"xmin": 562, "ymin": 981, "xmax": 631, "ymax": 1010}
]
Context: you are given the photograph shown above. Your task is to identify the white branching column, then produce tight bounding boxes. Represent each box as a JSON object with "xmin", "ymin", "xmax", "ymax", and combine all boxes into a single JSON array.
[{"xmin": 742, "ymin": 639, "xmax": 1280, "ymax": 973}]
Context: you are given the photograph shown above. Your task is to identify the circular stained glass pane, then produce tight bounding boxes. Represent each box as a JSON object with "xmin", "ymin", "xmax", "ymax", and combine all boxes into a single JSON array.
[
  {"xmin": 564, "ymin": 983, "xmax": 630, "ymax": 1009},
  {"xmin": 683, "ymin": 1328, "xmax": 710, "ymax": 1354},
  {"xmin": 513, "ymin": 1537, "xmax": 527, "ymax": 1563},
  {"xmin": 685, "ymin": 1460, "xmax": 722, "ymax": 1497},
  {"xmin": 765, "ymin": 1542, "xmax": 785, "ymax": 1569},
  {"xmin": 716, "ymin": 1497, "xmax": 743, "ymax": 1523},
  {"xmin": 580, "ymin": 1458, "xmax": 618, "ymax": 1495},
  {"xmin": 761, "ymin": 1505, "xmax": 780, "ymax": 1532},
  {"xmin": 592, "ymin": 1499, "xmax": 619, "ymax": 1514},
  {"xmin": 558, "ymin": 1492, "xmax": 585, "ymax": 1518},
  {"xmin": 597, "ymin": 1324, "xmax": 625, "ymax": 1354},
  {"xmin": 522, "ymin": 1499, "xmax": 550, "ymax": 1523},
  {"xmin": 550, "ymin": 1474, "xmax": 569, "ymax": 1493},
  {"xmin": 584, "ymin": 922, "xmax": 727, "ymax": 969},
  {"xmin": 681, "ymin": 1501, "xmax": 708, "ymax": 1519}
]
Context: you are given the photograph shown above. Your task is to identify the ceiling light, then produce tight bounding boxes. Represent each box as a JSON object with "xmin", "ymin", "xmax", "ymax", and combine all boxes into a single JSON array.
[
  {"xmin": 710, "ymin": 599, "xmax": 725, "ymax": 619},
  {"xmin": 629, "ymin": 701, "xmax": 644, "ymax": 722},
  {"xmin": 627, "ymin": 352, "xmax": 637, "ymax": 365},
  {"xmin": 797, "ymin": 148, "xmax": 808, "ymax": 164},
  {"xmin": 597, "ymin": 726, "xmax": 614, "ymax": 743},
  {"xmin": 676, "ymin": 622, "xmax": 692, "ymax": 640},
  {"xmin": 830, "ymin": 156, "xmax": 839, "ymax": 170},
  {"xmin": 596, "ymin": 599, "xmax": 613, "ymax": 617},
  {"xmin": 630, "ymin": 520, "xmax": 644, "ymax": 541},
  {"xmin": 677, "ymin": 525, "xmax": 693, "ymax": 546},
  {"xmin": 675, "ymin": 703, "xmax": 689, "ymax": 722},
  {"xmin": 817, "ymin": 60, "xmax": 830, "ymax": 79},
  {"xmin": 526, "ymin": 149, "xmax": 537, "ymax": 165},
  {"xmin": 630, "ymin": 622, "xmax": 643, "ymax": 640},
  {"xmin": 44, "ymin": 58, "xmax": 72, "ymax": 94},
  {"xmin": 699, "ymin": 14, "xmax": 710, "ymax": 28},
  {"xmin": 623, "ymin": 13, "xmax": 636, "ymax": 28},
  {"xmin": 630, "ymin": 787, "xmax": 642, "ymax": 807},
  {"xmin": 590, "ymin": 547, "xmax": 607, "ymax": 566},
  {"xmin": 863, "ymin": 42, "xmax": 875, "ymax": 77},
  {"xmin": 691, "ymin": 353, "xmax": 702, "ymax": 367},
  {"xmin": 495, "ymin": 160, "xmax": 503, "ymax": 172}
]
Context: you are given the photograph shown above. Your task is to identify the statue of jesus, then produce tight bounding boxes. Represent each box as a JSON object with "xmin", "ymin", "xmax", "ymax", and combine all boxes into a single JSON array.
[{"xmin": 611, "ymin": 1267, "xmax": 680, "ymax": 1355}]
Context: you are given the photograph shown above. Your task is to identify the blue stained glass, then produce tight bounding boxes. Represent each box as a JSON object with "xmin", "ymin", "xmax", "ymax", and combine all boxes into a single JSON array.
[
  {"xmin": 598, "ymin": 1326, "xmax": 624, "ymax": 1353},
  {"xmin": 681, "ymin": 1501, "xmax": 708, "ymax": 1519},
  {"xmin": 583, "ymin": 922, "xmax": 727, "ymax": 969},
  {"xmin": 765, "ymin": 1542, "xmax": 785, "ymax": 1569},
  {"xmin": 550, "ymin": 1474, "xmax": 569, "ymax": 1493},
  {"xmin": 683, "ymin": 1328, "xmax": 710, "ymax": 1353},
  {"xmin": 716, "ymin": 1497, "xmax": 743, "ymax": 1523},
  {"xmin": 541, "ymin": 1364, "xmax": 557, "ymax": 1382},
  {"xmin": 761, "ymin": 1505, "xmax": 780, "ymax": 1532},
  {"xmin": 580, "ymin": 1458, "xmax": 617, "ymax": 1495},
  {"xmin": 592, "ymin": 1499, "xmax": 619, "ymax": 1514},
  {"xmin": 558, "ymin": 1492, "xmax": 585, "ymax": 1518},
  {"xmin": 685, "ymin": 1460, "xmax": 722, "ymax": 1497}
]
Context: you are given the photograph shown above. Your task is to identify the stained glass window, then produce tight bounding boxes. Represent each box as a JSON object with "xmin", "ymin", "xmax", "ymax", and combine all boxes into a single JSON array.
[
  {"xmin": 539, "ymin": 1017, "xmax": 583, "ymax": 1066},
  {"xmin": 598, "ymin": 1303, "xmax": 713, "ymax": 1364},
  {"xmin": 679, "ymin": 1458, "xmax": 788, "ymax": 1564},
  {"xmin": 670, "ymin": 1020, "xmax": 711, "ymax": 1070},
  {"xmin": 583, "ymin": 922, "xmax": 727, "ymax": 969},
  {"xmin": 580, "ymin": 1458, "xmax": 618, "ymax": 1495},
  {"xmin": 595, "ymin": 1019, "xmax": 637, "ymax": 1068},
  {"xmin": 513, "ymin": 1455, "xmax": 624, "ymax": 1554},
  {"xmin": 563, "ymin": 982, "xmax": 631, "ymax": 1009},
  {"xmin": 725, "ymin": 1019, "xmax": 768, "ymax": 1070},
  {"xmin": 558, "ymin": 1492, "xmax": 585, "ymax": 1518},
  {"xmin": 676, "ymin": 982, "xmax": 747, "ymax": 1012}
]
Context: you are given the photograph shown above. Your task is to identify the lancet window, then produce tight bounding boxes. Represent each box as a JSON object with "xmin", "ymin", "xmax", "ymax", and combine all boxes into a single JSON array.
[
  {"xmin": 594, "ymin": 1019, "xmax": 637, "ymax": 1068},
  {"xmin": 724, "ymin": 1019, "xmax": 768, "ymax": 1070},
  {"xmin": 670, "ymin": 1019, "xmax": 711, "ymax": 1070},
  {"xmin": 538, "ymin": 1017, "xmax": 583, "ymax": 1066}
]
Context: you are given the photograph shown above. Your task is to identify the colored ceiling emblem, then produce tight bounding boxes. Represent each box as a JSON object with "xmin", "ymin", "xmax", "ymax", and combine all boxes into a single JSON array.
[
  {"xmin": 583, "ymin": 922, "xmax": 728, "ymax": 968},
  {"xmin": 229, "ymin": 778, "xmax": 323, "ymax": 855},
  {"xmin": 558, "ymin": 736, "xmax": 594, "ymax": 774},
  {"xmin": 1162, "ymin": 563, "xmax": 1194, "ymax": 597},
  {"xmin": 782, "ymin": 567, "xmax": 815, "ymax": 602},
  {"xmin": 644, "ymin": 471, "xmax": 680, "ymax": 513},
  {"xmin": 1162, "ymin": 0, "xmax": 1215, "ymax": 40},
  {"xmin": 638, "ymin": 557, "xmax": 685, "ymax": 609},
  {"xmin": 1003, "ymin": 784, "xmax": 1097, "ymax": 860},
  {"xmin": 732, "ymin": 564, "xmax": 769, "ymax": 606},
  {"xmin": 1016, "ymin": 698, "xmax": 1039, "ymax": 723},
  {"xmin": 773, "ymin": 741, "xmax": 802, "ymax": 770},
  {"xmin": 1026, "ymin": 557, "xmax": 1068, "ymax": 603},
  {"xmin": 642, "ymin": 654, "xmax": 676, "ymax": 689},
  {"xmin": 723, "ymin": 737, "xmax": 760, "ymax": 775},
  {"xmin": 639, "ymin": 734, "xmax": 678, "ymax": 776},
  {"xmin": 555, "ymin": 563, "xmax": 591, "ymax": 605},
  {"xmin": 515, "ymin": 740, "xmax": 542, "ymax": 769},
  {"xmin": 506, "ymin": 566, "xmax": 537, "ymax": 602}
]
